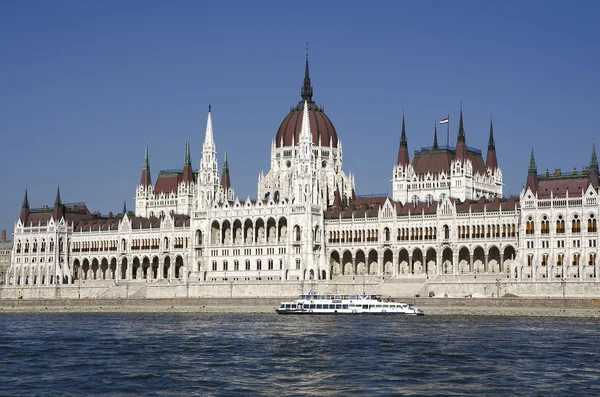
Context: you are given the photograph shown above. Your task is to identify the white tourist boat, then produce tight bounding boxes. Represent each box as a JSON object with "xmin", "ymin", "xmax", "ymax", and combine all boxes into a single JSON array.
[{"xmin": 276, "ymin": 293, "xmax": 424, "ymax": 315}]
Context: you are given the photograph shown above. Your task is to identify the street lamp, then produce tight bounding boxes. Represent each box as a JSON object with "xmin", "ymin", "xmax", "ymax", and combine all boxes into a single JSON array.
[{"xmin": 561, "ymin": 277, "xmax": 567, "ymax": 299}]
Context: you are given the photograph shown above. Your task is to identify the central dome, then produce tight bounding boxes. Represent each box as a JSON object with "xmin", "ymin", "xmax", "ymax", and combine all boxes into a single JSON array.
[{"xmin": 274, "ymin": 55, "xmax": 339, "ymax": 148}]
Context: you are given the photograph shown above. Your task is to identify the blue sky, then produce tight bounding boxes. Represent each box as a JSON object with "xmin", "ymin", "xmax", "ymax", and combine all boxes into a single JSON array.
[{"xmin": 1, "ymin": 0, "xmax": 598, "ymax": 236}]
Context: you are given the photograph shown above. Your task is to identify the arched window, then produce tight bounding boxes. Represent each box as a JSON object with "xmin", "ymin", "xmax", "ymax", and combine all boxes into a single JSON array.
[
  {"xmin": 234, "ymin": 260, "xmax": 239, "ymax": 271},
  {"xmin": 295, "ymin": 258, "xmax": 301, "ymax": 270},
  {"xmin": 223, "ymin": 260, "xmax": 228, "ymax": 271},
  {"xmin": 268, "ymin": 259, "xmax": 274, "ymax": 270},
  {"xmin": 572, "ymin": 215, "xmax": 581, "ymax": 233},
  {"xmin": 245, "ymin": 260, "xmax": 250, "ymax": 271},
  {"xmin": 411, "ymin": 195, "xmax": 420, "ymax": 206},
  {"xmin": 556, "ymin": 215, "xmax": 565, "ymax": 233},
  {"xmin": 425, "ymin": 194, "xmax": 434, "ymax": 206},
  {"xmin": 541, "ymin": 216, "xmax": 550, "ymax": 234},
  {"xmin": 257, "ymin": 259, "xmax": 262, "ymax": 271},
  {"xmin": 294, "ymin": 226, "xmax": 301, "ymax": 242},
  {"xmin": 195, "ymin": 230, "xmax": 202, "ymax": 245}
]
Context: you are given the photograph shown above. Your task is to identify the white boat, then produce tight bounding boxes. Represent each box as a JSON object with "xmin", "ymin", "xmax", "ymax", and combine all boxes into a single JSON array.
[{"xmin": 275, "ymin": 293, "xmax": 424, "ymax": 315}]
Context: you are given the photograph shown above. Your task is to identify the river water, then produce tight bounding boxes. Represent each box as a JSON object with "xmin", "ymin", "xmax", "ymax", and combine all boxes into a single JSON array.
[{"xmin": 0, "ymin": 313, "xmax": 599, "ymax": 396}]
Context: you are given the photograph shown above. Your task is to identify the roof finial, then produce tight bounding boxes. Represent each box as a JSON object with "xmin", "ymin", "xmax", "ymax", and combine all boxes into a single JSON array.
[
  {"xmin": 433, "ymin": 123, "xmax": 439, "ymax": 150},
  {"xmin": 223, "ymin": 150, "xmax": 229, "ymax": 173},
  {"xmin": 123, "ymin": 200, "xmax": 127, "ymax": 214},
  {"xmin": 208, "ymin": 101, "xmax": 211, "ymax": 113}
]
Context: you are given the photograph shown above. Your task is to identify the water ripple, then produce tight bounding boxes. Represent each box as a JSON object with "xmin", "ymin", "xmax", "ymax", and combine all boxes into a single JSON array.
[{"xmin": 0, "ymin": 314, "xmax": 599, "ymax": 396}]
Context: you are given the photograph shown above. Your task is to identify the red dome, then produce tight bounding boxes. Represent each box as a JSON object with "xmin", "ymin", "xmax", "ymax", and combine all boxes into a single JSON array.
[{"xmin": 275, "ymin": 101, "xmax": 338, "ymax": 148}]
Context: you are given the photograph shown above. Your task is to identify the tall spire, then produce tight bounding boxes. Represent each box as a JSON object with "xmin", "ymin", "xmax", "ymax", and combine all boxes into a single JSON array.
[
  {"xmin": 301, "ymin": 44, "xmax": 314, "ymax": 103},
  {"xmin": 397, "ymin": 114, "xmax": 410, "ymax": 166},
  {"xmin": 220, "ymin": 150, "xmax": 231, "ymax": 197},
  {"xmin": 140, "ymin": 144, "xmax": 152, "ymax": 188},
  {"xmin": 455, "ymin": 106, "xmax": 467, "ymax": 160},
  {"xmin": 488, "ymin": 118, "xmax": 496, "ymax": 150},
  {"xmin": 526, "ymin": 146, "xmax": 538, "ymax": 194},
  {"xmin": 204, "ymin": 104, "xmax": 214, "ymax": 147},
  {"xmin": 123, "ymin": 200, "xmax": 127, "ymax": 215},
  {"xmin": 457, "ymin": 106, "xmax": 465, "ymax": 142},
  {"xmin": 22, "ymin": 188, "xmax": 29, "ymax": 209},
  {"xmin": 143, "ymin": 143, "xmax": 149, "ymax": 170},
  {"xmin": 184, "ymin": 140, "xmax": 191, "ymax": 167},
  {"xmin": 52, "ymin": 185, "xmax": 64, "ymax": 220},
  {"xmin": 20, "ymin": 188, "xmax": 30, "ymax": 224},
  {"xmin": 528, "ymin": 147, "xmax": 537, "ymax": 175},
  {"xmin": 486, "ymin": 118, "xmax": 498, "ymax": 170},
  {"xmin": 182, "ymin": 140, "xmax": 194, "ymax": 183},
  {"xmin": 54, "ymin": 185, "xmax": 61, "ymax": 207},
  {"xmin": 433, "ymin": 124, "xmax": 439, "ymax": 150},
  {"xmin": 589, "ymin": 143, "xmax": 599, "ymax": 188},
  {"xmin": 590, "ymin": 143, "xmax": 598, "ymax": 172}
]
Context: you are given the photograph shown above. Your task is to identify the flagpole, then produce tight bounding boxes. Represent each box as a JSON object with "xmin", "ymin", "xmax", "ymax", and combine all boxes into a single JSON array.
[{"xmin": 446, "ymin": 113, "xmax": 449, "ymax": 148}]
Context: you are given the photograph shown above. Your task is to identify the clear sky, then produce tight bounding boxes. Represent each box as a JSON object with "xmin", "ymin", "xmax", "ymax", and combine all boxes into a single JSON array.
[{"xmin": 1, "ymin": 0, "xmax": 599, "ymax": 237}]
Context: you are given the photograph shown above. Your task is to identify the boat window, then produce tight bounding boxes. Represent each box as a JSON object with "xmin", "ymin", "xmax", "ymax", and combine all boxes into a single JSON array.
[
  {"xmin": 309, "ymin": 304, "xmax": 316, "ymax": 309},
  {"xmin": 303, "ymin": 304, "xmax": 309, "ymax": 309},
  {"xmin": 327, "ymin": 304, "xmax": 333, "ymax": 309},
  {"xmin": 363, "ymin": 305, "xmax": 368, "ymax": 309},
  {"xmin": 285, "ymin": 304, "xmax": 291, "ymax": 309},
  {"xmin": 342, "ymin": 304, "xmax": 348, "ymax": 309},
  {"xmin": 316, "ymin": 304, "xmax": 322, "ymax": 309},
  {"xmin": 279, "ymin": 304, "xmax": 285, "ymax": 308},
  {"xmin": 349, "ymin": 295, "xmax": 357, "ymax": 300},
  {"xmin": 291, "ymin": 304, "xmax": 297, "ymax": 309},
  {"xmin": 335, "ymin": 304, "xmax": 342, "ymax": 309},
  {"xmin": 334, "ymin": 295, "xmax": 341, "ymax": 300}
]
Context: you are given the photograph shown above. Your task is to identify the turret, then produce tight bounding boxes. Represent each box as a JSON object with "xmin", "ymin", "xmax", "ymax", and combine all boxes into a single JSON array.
[
  {"xmin": 589, "ymin": 143, "xmax": 599, "ymax": 189},
  {"xmin": 526, "ymin": 147, "xmax": 538, "ymax": 194},
  {"xmin": 140, "ymin": 144, "xmax": 152, "ymax": 188},
  {"xmin": 455, "ymin": 107, "xmax": 467, "ymax": 160},
  {"xmin": 52, "ymin": 185, "xmax": 64, "ymax": 221},
  {"xmin": 221, "ymin": 150, "xmax": 232, "ymax": 199},
  {"xmin": 396, "ymin": 115, "xmax": 410, "ymax": 166},
  {"xmin": 486, "ymin": 118, "xmax": 498, "ymax": 170},
  {"xmin": 182, "ymin": 141, "xmax": 193, "ymax": 183},
  {"xmin": 19, "ymin": 189, "xmax": 30, "ymax": 225}
]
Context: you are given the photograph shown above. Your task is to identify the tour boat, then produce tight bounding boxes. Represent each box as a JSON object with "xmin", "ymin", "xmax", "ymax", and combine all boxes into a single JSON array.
[{"xmin": 275, "ymin": 293, "xmax": 424, "ymax": 315}]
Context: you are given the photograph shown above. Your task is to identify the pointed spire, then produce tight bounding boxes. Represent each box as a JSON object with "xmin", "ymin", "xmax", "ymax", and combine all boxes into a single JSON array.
[
  {"xmin": 486, "ymin": 117, "xmax": 498, "ymax": 170},
  {"xmin": 143, "ymin": 143, "xmax": 149, "ymax": 170},
  {"xmin": 183, "ymin": 141, "xmax": 193, "ymax": 183},
  {"xmin": 123, "ymin": 200, "xmax": 127, "ymax": 215},
  {"xmin": 204, "ymin": 104, "xmax": 214, "ymax": 147},
  {"xmin": 220, "ymin": 150, "xmax": 231, "ymax": 199},
  {"xmin": 526, "ymin": 146, "xmax": 538, "ymax": 194},
  {"xmin": 590, "ymin": 143, "xmax": 598, "ymax": 172},
  {"xmin": 184, "ymin": 140, "xmax": 191, "ymax": 167},
  {"xmin": 397, "ymin": 114, "xmax": 410, "ymax": 166},
  {"xmin": 488, "ymin": 118, "xmax": 496, "ymax": 150},
  {"xmin": 52, "ymin": 185, "xmax": 64, "ymax": 220},
  {"xmin": 528, "ymin": 147, "xmax": 537, "ymax": 175},
  {"xmin": 222, "ymin": 150, "xmax": 229, "ymax": 173},
  {"xmin": 140, "ymin": 144, "xmax": 152, "ymax": 188},
  {"xmin": 22, "ymin": 188, "xmax": 29, "ymax": 209},
  {"xmin": 433, "ymin": 124, "xmax": 439, "ymax": 150},
  {"xmin": 54, "ymin": 185, "xmax": 62, "ymax": 207},
  {"xmin": 20, "ymin": 188, "xmax": 30, "ymax": 224},
  {"xmin": 589, "ymin": 143, "xmax": 599, "ymax": 189},
  {"xmin": 455, "ymin": 105, "xmax": 467, "ymax": 160},
  {"xmin": 457, "ymin": 105, "xmax": 465, "ymax": 142},
  {"xmin": 301, "ymin": 44, "xmax": 314, "ymax": 103}
]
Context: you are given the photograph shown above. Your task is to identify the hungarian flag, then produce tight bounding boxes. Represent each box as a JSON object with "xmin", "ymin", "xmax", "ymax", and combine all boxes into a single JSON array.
[{"xmin": 439, "ymin": 117, "xmax": 449, "ymax": 124}]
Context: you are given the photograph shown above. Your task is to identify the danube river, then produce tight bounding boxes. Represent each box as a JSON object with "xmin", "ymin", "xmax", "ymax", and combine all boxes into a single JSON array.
[{"xmin": 1, "ymin": 313, "xmax": 599, "ymax": 396}]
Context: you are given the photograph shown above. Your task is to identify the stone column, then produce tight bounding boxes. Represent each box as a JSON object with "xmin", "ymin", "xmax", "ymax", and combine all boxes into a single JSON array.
[
  {"xmin": 484, "ymin": 254, "xmax": 489, "ymax": 274},
  {"xmin": 377, "ymin": 252, "xmax": 383, "ymax": 277},
  {"xmin": 393, "ymin": 251, "xmax": 398, "ymax": 277},
  {"xmin": 453, "ymin": 252, "xmax": 458, "ymax": 275}
]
